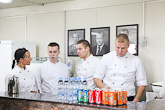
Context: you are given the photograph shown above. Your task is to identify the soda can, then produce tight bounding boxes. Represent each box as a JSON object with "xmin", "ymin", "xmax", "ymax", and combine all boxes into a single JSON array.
[
  {"xmin": 89, "ymin": 89, "xmax": 96, "ymax": 103},
  {"xmin": 108, "ymin": 91, "xmax": 117, "ymax": 106},
  {"xmin": 102, "ymin": 88, "xmax": 108, "ymax": 105},
  {"xmin": 95, "ymin": 88, "xmax": 102, "ymax": 104},
  {"xmin": 116, "ymin": 90, "xmax": 123, "ymax": 105},
  {"xmin": 77, "ymin": 89, "xmax": 83, "ymax": 102},
  {"xmin": 122, "ymin": 91, "xmax": 127, "ymax": 104},
  {"xmin": 83, "ymin": 89, "xmax": 89, "ymax": 103}
]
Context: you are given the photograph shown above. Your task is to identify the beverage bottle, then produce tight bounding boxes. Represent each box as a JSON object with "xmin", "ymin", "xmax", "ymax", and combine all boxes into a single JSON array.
[
  {"xmin": 82, "ymin": 77, "xmax": 88, "ymax": 89},
  {"xmin": 68, "ymin": 77, "xmax": 73, "ymax": 102},
  {"xmin": 77, "ymin": 77, "xmax": 83, "ymax": 102},
  {"xmin": 82, "ymin": 77, "xmax": 89, "ymax": 103},
  {"xmin": 57, "ymin": 77, "xmax": 63, "ymax": 100},
  {"xmin": 72, "ymin": 77, "xmax": 77, "ymax": 102},
  {"xmin": 64, "ymin": 77, "xmax": 69, "ymax": 101}
]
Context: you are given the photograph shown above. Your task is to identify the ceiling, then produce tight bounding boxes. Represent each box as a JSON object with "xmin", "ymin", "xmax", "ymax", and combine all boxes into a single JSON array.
[{"xmin": 0, "ymin": 0, "xmax": 74, "ymax": 9}]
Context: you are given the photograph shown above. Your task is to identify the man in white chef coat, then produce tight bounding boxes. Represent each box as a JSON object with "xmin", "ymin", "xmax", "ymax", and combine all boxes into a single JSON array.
[
  {"xmin": 75, "ymin": 39, "xmax": 100, "ymax": 88},
  {"xmin": 35, "ymin": 42, "xmax": 69, "ymax": 94},
  {"xmin": 94, "ymin": 34, "xmax": 147, "ymax": 102}
]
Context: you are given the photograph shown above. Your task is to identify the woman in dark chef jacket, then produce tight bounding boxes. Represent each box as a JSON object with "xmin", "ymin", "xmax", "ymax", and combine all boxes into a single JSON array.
[{"xmin": 6, "ymin": 48, "xmax": 36, "ymax": 93}]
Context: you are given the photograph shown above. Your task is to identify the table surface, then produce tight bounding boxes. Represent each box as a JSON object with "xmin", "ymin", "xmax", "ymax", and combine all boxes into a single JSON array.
[{"xmin": 0, "ymin": 92, "xmax": 164, "ymax": 110}]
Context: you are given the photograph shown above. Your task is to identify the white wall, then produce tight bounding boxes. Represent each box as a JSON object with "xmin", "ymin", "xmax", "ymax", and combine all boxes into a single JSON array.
[{"xmin": 0, "ymin": 0, "xmax": 165, "ymax": 97}]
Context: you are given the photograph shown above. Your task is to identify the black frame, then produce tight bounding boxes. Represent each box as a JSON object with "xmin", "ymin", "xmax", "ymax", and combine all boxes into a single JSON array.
[
  {"xmin": 68, "ymin": 29, "xmax": 85, "ymax": 56},
  {"xmin": 116, "ymin": 24, "xmax": 138, "ymax": 56},
  {"xmin": 90, "ymin": 27, "xmax": 110, "ymax": 56}
]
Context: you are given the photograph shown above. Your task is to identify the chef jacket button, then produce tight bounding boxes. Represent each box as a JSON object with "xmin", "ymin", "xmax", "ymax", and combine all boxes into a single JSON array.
[
  {"xmin": 114, "ymin": 74, "xmax": 115, "ymax": 76},
  {"xmin": 113, "ymin": 83, "xmax": 114, "ymax": 84},
  {"xmin": 115, "ymin": 65, "xmax": 116, "ymax": 66},
  {"xmin": 121, "ymin": 84, "xmax": 123, "ymax": 86},
  {"xmin": 125, "ymin": 66, "xmax": 127, "ymax": 68},
  {"xmin": 24, "ymin": 79, "xmax": 25, "ymax": 80},
  {"xmin": 126, "ymin": 57, "xmax": 127, "ymax": 58},
  {"xmin": 28, "ymin": 71, "xmax": 29, "ymax": 72},
  {"xmin": 20, "ymin": 71, "xmax": 21, "ymax": 73},
  {"xmin": 87, "ymin": 62, "xmax": 89, "ymax": 63},
  {"xmin": 85, "ymin": 69, "xmax": 86, "ymax": 70},
  {"xmin": 79, "ymin": 69, "xmax": 80, "ymax": 70},
  {"xmin": 123, "ymin": 76, "xmax": 125, "ymax": 78}
]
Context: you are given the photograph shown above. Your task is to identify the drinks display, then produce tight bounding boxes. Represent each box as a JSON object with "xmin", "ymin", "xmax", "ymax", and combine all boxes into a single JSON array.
[{"xmin": 57, "ymin": 77, "xmax": 127, "ymax": 107}]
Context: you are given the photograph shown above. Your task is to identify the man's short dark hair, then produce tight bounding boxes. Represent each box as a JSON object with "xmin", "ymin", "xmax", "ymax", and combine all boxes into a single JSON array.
[
  {"xmin": 48, "ymin": 42, "xmax": 60, "ymax": 50},
  {"xmin": 77, "ymin": 39, "xmax": 90, "ymax": 49}
]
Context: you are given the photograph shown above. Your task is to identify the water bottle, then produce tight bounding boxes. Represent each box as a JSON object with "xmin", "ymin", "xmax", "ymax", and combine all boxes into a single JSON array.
[
  {"xmin": 64, "ymin": 77, "xmax": 69, "ymax": 101},
  {"xmin": 78, "ymin": 77, "xmax": 82, "ymax": 89},
  {"xmin": 77, "ymin": 77, "xmax": 83, "ymax": 102},
  {"xmin": 72, "ymin": 77, "xmax": 77, "ymax": 102},
  {"xmin": 57, "ymin": 77, "xmax": 63, "ymax": 100},
  {"xmin": 82, "ymin": 78, "xmax": 89, "ymax": 103},
  {"xmin": 68, "ymin": 77, "xmax": 73, "ymax": 102},
  {"xmin": 82, "ymin": 77, "xmax": 88, "ymax": 89}
]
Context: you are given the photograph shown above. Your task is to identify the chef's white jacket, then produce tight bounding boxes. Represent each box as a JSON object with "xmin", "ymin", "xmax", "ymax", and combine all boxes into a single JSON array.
[
  {"xmin": 75, "ymin": 54, "xmax": 100, "ymax": 88},
  {"xmin": 6, "ymin": 65, "xmax": 36, "ymax": 92},
  {"xmin": 35, "ymin": 59, "xmax": 69, "ymax": 94},
  {"xmin": 94, "ymin": 51, "xmax": 148, "ymax": 96}
]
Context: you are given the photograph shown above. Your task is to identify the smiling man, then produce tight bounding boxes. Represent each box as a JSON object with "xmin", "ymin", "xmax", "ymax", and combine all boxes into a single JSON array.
[
  {"xmin": 94, "ymin": 34, "xmax": 148, "ymax": 102},
  {"xmin": 75, "ymin": 39, "xmax": 100, "ymax": 88},
  {"xmin": 35, "ymin": 42, "xmax": 69, "ymax": 94}
]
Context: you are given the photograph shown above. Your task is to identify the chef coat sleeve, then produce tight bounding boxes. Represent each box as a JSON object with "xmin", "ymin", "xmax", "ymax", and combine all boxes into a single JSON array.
[
  {"xmin": 93, "ymin": 55, "xmax": 107, "ymax": 80},
  {"xmin": 135, "ymin": 59, "xmax": 148, "ymax": 86},
  {"xmin": 35, "ymin": 65, "xmax": 42, "ymax": 93}
]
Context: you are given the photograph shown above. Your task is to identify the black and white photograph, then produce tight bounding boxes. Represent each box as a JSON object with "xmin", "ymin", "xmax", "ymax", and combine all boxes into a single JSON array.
[
  {"xmin": 116, "ymin": 24, "xmax": 138, "ymax": 55},
  {"xmin": 90, "ymin": 27, "xmax": 110, "ymax": 56},
  {"xmin": 68, "ymin": 29, "xmax": 85, "ymax": 56}
]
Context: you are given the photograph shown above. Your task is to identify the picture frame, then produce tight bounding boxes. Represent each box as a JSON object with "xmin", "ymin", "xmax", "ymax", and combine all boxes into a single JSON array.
[
  {"xmin": 68, "ymin": 29, "xmax": 85, "ymax": 56},
  {"xmin": 90, "ymin": 27, "xmax": 110, "ymax": 56},
  {"xmin": 116, "ymin": 24, "xmax": 138, "ymax": 56}
]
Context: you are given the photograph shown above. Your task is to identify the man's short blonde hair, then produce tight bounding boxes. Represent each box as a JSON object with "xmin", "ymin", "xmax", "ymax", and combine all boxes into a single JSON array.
[{"xmin": 116, "ymin": 34, "xmax": 129, "ymax": 45}]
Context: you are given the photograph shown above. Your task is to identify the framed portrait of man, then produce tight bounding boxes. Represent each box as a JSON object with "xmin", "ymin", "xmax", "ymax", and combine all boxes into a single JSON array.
[
  {"xmin": 68, "ymin": 29, "xmax": 85, "ymax": 56},
  {"xmin": 116, "ymin": 24, "xmax": 138, "ymax": 55},
  {"xmin": 90, "ymin": 27, "xmax": 110, "ymax": 56}
]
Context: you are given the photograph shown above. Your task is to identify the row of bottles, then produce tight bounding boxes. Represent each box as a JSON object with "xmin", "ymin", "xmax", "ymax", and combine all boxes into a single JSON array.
[{"xmin": 57, "ymin": 77, "xmax": 88, "ymax": 102}]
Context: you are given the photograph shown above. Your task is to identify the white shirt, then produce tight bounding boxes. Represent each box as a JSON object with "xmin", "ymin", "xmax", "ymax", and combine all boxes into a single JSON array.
[
  {"xmin": 6, "ymin": 65, "xmax": 36, "ymax": 93},
  {"xmin": 94, "ymin": 51, "xmax": 147, "ymax": 96},
  {"xmin": 75, "ymin": 54, "xmax": 100, "ymax": 88},
  {"xmin": 35, "ymin": 59, "xmax": 69, "ymax": 94}
]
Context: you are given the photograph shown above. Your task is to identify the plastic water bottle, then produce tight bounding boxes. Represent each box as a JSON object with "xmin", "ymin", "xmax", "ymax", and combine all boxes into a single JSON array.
[
  {"xmin": 64, "ymin": 77, "xmax": 69, "ymax": 101},
  {"xmin": 78, "ymin": 77, "xmax": 82, "ymax": 89},
  {"xmin": 68, "ymin": 77, "xmax": 73, "ymax": 102},
  {"xmin": 57, "ymin": 77, "xmax": 63, "ymax": 100},
  {"xmin": 82, "ymin": 78, "xmax": 88, "ymax": 89},
  {"xmin": 72, "ymin": 77, "xmax": 77, "ymax": 102}
]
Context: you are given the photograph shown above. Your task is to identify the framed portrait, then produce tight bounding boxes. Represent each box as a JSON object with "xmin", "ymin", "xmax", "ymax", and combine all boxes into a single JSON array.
[
  {"xmin": 116, "ymin": 24, "xmax": 138, "ymax": 56},
  {"xmin": 90, "ymin": 27, "xmax": 110, "ymax": 56},
  {"xmin": 68, "ymin": 29, "xmax": 85, "ymax": 56}
]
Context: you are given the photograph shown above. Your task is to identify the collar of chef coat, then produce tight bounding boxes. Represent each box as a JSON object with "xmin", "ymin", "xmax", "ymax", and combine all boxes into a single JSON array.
[
  {"xmin": 15, "ymin": 65, "xmax": 26, "ymax": 71},
  {"xmin": 115, "ymin": 51, "xmax": 130, "ymax": 59},
  {"xmin": 47, "ymin": 59, "xmax": 60, "ymax": 65},
  {"xmin": 81, "ymin": 54, "xmax": 93, "ymax": 62}
]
